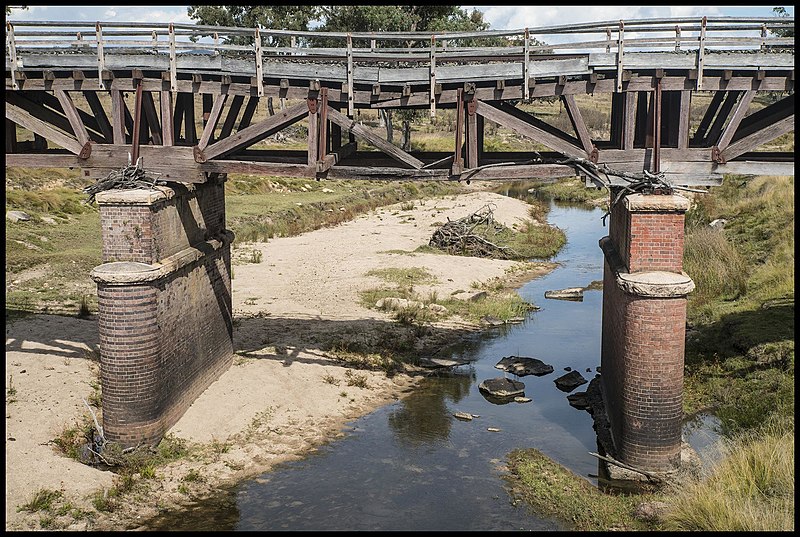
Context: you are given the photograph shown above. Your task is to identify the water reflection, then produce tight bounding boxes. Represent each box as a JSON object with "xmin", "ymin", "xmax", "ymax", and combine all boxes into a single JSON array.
[
  {"xmin": 387, "ymin": 370, "xmax": 474, "ymax": 447},
  {"xmin": 143, "ymin": 182, "xmax": 720, "ymax": 531}
]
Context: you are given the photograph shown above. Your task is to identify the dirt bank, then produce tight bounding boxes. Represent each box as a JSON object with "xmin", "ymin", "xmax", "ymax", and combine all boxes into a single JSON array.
[{"xmin": 5, "ymin": 187, "xmax": 553, "ymax": 530}]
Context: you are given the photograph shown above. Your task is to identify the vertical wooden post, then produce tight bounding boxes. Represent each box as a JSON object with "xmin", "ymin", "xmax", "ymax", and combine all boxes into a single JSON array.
[
  {"xmin": 346, "ymin": 33, "xmax": 354, "ymax": 116},
  {"xmin": 131, "ymin": 82, "xmax": 143, "ymax": 161},
  {"xmin": 6, "ymin": 119, "xmax": 18, "ymax": 153},
  {"xmin": 523, "ymin": 28, "xmax": 530, "ymax": 101},
  {"xmin": 318, "ymin": 88, "xmax": 328, "ymax": 163},
  {"xmin": 453, "ymin": 88, "xmax": 464, "ymax": 173},
  {"xmin": 96, "ymin": 22, "xmax": 105, "ymax": 90},
  {"xmin": 429, "ymin": 36, "xmax": 437, "ymax": 118},
  {"xmin": 307, "ymin": 98, "xmax": 318, "ymax": 167},
  {"xmin": 676, "ymin": 91, "xmax": 691, "ymax": 150},
  {"xmin": 466, "ymin": 96, "xmax": 478, "ymax": 169},
  {"xmin": 476, "ymin": 114, "xmax": 484, "ymax": 165},
  {"xmin": 184, "ymin": 93, "xmax": 197, "ymax": 145},
  {"xmin": 160, "ymin": 91, "xmax": 174, "ymax": 146},
  {"xmin": 111, "ymin": 90, "xmax": 126, "ymax": 144}
]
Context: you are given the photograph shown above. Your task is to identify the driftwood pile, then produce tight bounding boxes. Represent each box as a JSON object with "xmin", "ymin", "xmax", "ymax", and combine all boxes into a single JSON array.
[
  {"xmin": 428, "ymin": 204, "xmax": 518, "ymax": 259},
  {"xmin": 83, "ymin": 156, "xmax": 164, "ymax": 204}
]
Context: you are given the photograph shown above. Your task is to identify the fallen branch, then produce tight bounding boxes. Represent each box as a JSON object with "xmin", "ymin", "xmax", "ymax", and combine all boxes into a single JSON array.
[
  {"xmin": 429, "ymin": 204, "xmax": 519, "ymax": 259},
  {"xmin": 588, "ymin": 451, "xmax": 660, "ymax": 482},
  {"xmin": 83, "ymin": 155, "xmax": 164, "ymax": 204},
  {"xmin": 82, "ymin": 397, "xmax": 105, "ymax": 446}
]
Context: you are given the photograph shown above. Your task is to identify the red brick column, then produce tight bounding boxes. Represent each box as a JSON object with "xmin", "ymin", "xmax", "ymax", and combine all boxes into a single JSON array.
[
  {"xmin": 91, "ymin": 177, "xmax": 234, "ymax": 447},
  {"xmin": 599, "ymin": 193, "xmax": 694, "ymax": 472}
]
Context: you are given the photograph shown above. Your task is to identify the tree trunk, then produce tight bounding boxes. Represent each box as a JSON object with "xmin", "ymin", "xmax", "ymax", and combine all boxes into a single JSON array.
[
  {"xmin": 401, "ymin": 120, "xmax": 411, "ymax": 151},
  {"xmin": 381, "ymin": 110, "xmax": 393, "ymax": 143}
]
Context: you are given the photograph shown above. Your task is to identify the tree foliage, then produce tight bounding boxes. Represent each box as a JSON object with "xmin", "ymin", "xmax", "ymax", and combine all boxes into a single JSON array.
[
  {"xmin": 770, "ymin": 7, "xmax": 794, "ymax": 38},
  {"xmin": 187, "ymin": 5, "xmax": 499, "ymax": 46}
]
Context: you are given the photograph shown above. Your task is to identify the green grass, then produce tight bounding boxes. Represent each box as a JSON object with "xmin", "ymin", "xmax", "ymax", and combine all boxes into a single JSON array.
[
  {"xmin": 662, "ymin": 416, "xmax": 794, "ymax": 531},
  {"xmin": 227, "ymin": 177, "xmax": 462, "ymax": 243},
  {"xmin": 505, "ymin": 448, "xmax": 654, "ymax": 531},
  {"xmin": 682, "ymin": 175, "xmax": 795, "ymax": 433},
  {"xmin": 530, "ymin": 177, "xmax": 608, "ymax": 205},
  {"xmin": 17, "ymin": 489, "xmax": 64, "ymax": 513},
  {"xmin": 365, "ymin": 267, "xmax": 439, "ymax": 287}
]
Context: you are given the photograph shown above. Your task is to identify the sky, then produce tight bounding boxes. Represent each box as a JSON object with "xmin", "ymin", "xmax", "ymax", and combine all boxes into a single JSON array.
[{"xmin": 6, "ymin": 5, "xmax": 794, "ymax": 31}]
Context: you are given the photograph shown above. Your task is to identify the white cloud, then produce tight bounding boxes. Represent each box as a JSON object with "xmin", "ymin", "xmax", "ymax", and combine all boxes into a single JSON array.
[
  {"xmin": 7, "ymin": 5, "xmax": 193, "ymax": 24},
  {"xmin": 471, "ymin": 5, "xmax": 785, "ymax": 33}
]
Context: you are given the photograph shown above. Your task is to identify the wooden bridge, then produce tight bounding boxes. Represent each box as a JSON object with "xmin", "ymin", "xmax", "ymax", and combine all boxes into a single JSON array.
[
  {"xmin": 5, "ymin": 16, "xmax": 795, "ymax": 187},
  {"xmin": 5, "ymin": 16, "xmax": 794, "ymax": 474}
]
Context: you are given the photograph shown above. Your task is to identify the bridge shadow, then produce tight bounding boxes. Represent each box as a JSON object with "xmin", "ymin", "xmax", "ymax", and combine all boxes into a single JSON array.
[
  {"xmin": 5, "ymin": 311, "xmax": 101, "ymax": 360},
  {"xmin": 231, "ymin": 312, "xmax": 503, "ymax": 373}
]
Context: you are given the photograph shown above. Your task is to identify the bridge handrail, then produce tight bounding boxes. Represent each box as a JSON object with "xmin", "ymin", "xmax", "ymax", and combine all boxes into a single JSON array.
[
  {"xmin": 6, "ymin": 16, "xmax": 794, "ymax": 101},
  {"xmin": 6, "ymin": 16, "xmax": 794, "ymax": 46}
]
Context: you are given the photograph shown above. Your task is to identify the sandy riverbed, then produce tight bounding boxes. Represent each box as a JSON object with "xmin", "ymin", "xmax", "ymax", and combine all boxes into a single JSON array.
[{"xmin": 5, "ymin": 186, "xmax": 553, "ymax": 530}]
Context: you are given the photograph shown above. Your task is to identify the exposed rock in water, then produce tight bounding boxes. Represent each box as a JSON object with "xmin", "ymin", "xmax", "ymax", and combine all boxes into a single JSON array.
[
  {"xmin": 418, "ymin": 357, "xmax": 469, "ymax": 369},
  {"xmin": 487, "ymin": 427, "xmax": 501, "ymax": 432},
  {"xmin": 554, "ymin": 370, "xmax": 588, "ymax": 392},
  {"xmin": 495, "ymin": 356, "xmax": 554, "ymax": 377},
  {"xmin": 453, "ymin": 411, "xmax": 474, "ymax": 421},
  {"xmin": 566, "ymin": 391, "xmax": 591, "ymax": 409},
  {"xmin": 478, "ymin": 377, "xmax": 525, "ymax": 399},
  {"xmin": 544, "ymin": 287, "xmax": 584, "ymax": 301},
  {"xmin": 513, "ymin": 396, "xmax": 532, "ymax": 403},
  {"xmin": 480, "ymin": 316, "xmax": 506, "ymax": 327}
]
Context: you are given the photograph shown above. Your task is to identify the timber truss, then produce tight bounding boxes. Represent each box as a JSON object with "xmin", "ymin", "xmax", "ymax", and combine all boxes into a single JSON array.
[{"xmin": 5, "ymin": 17, "xmax": 795, "ymax": 187}]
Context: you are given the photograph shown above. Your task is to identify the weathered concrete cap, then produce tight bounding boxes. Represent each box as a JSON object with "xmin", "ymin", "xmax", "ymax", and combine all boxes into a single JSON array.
[
  {"xmin": 617, "ymin": 270, "xmax": 695, "ymax": 297},
  {"xmin": 623, "ymin": 193, "xmax": 690, "ymax": 213},
  {"xmin": 90, "ymin": 261, "xmax": 160, "ymax": 284},
  {"xmin": 95, "ymin": 186, "xmax": 176, "ymax": 205}
]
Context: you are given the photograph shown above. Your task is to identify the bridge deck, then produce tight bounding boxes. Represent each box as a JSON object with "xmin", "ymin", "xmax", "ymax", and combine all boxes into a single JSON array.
[{"xmin": 5, "ymin": 17, "xmax": 795, "ymax": 186}]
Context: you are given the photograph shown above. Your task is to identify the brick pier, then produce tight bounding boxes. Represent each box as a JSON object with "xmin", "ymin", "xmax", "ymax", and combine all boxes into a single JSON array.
[
  {"xmin": 90, "ymin": 176, "xmax": 234, "ymax": 447},
  {"xmin": 599, "ymin": 192, "xmax": 695, "ymax": 472}
]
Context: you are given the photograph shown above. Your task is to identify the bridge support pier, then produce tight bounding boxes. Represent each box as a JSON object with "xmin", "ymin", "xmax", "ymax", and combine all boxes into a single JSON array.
[
  {"xmin": 599, "ymin": 191, "xmax": 695, "ymax": 472},
  {"xmin": 90, "ymin": 175, "xmax": 234, "ymax": 447}
]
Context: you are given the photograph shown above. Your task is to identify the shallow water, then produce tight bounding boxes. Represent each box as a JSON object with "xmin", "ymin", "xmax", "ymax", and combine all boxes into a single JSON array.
[{"xmin": 144, "ymin": 187, "xmax": 720, "ymax": 531}]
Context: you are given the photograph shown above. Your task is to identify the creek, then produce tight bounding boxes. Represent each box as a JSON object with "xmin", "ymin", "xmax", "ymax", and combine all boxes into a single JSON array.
[{"xmin": 144, "ymin": 184, "xmax": 720, "ymax": 531}]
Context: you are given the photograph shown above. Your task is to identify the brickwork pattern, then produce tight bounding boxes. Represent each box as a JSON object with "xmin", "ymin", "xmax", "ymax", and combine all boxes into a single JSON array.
[
  {"xmin": 99, "ymin": 179, "xmax": 226, "ymax": 265},
  {"xmin": 600, "ymin": 193, "xmax": 689, "ymax": 472},
  {"xmin": 601, "ymin": 276, "xmax": 685, "ymax": 469},
  {"xmin": 96, "ymin": 283, "xmax": 163, "ymax": 445},
  {"xmin": 96, "ymin": 178, "xmax": 233, "ymax": 447},
  {"xmin": 627, "ymin": 213, "xmax": 685, "ymax": 273},
  {"xmin": 99, "ymin": 205, "xmax": 156, "ymax": 263}
]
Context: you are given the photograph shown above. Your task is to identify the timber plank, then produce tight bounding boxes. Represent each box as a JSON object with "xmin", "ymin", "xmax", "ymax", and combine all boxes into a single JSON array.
[
  {"xmin": 326, "ymin": 107, "xmax": 425, "ymax": 169},
  {"xmin": 201, "ymin": 100, "xmax": 308, "ymax": 161}
]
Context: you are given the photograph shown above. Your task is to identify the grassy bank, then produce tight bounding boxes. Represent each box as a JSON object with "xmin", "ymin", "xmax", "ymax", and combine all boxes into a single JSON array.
[
  {"xmin": 5, "ymin": 170, "xmax": 464, "ymax": 317},
  {"xmin": 503, "ymin": 174, "xmax": 795, "ymax": 531},
  {"xmin": 225, "ymin": 175, "xmax": 462, "ymax": 242}
]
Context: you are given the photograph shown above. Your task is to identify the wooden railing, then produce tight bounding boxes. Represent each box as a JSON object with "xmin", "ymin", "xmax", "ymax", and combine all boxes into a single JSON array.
[{"xmin": 6, "ymin": 17, "xmax": 795, "ymax": 116}]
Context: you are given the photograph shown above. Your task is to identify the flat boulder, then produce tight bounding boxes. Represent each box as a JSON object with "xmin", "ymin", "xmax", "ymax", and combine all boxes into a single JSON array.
[
  {"xmin": 566, "ymin": 391, "xmax": 591, "ymax": 409},
  {"xmin": 418, "ymin": 357, "xmax": 468, "ymax": 369},
  {"xmin": 544, "ymin": 287, "xmax": 584, "ymax": 301},
  {"xmin": 495, "ymin": 356, "xmax": 553, "ymax": 377},
  {"xmin": 554, "ymin": 370, "xmax": 588, "ymax": 392},
  {"xmin": 478, "ymin": 377, "xmax": 525, "ymax": 399},
  {"xmin": 6, "ymin": 210, "xmax": 31, "ymax": 222}
]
